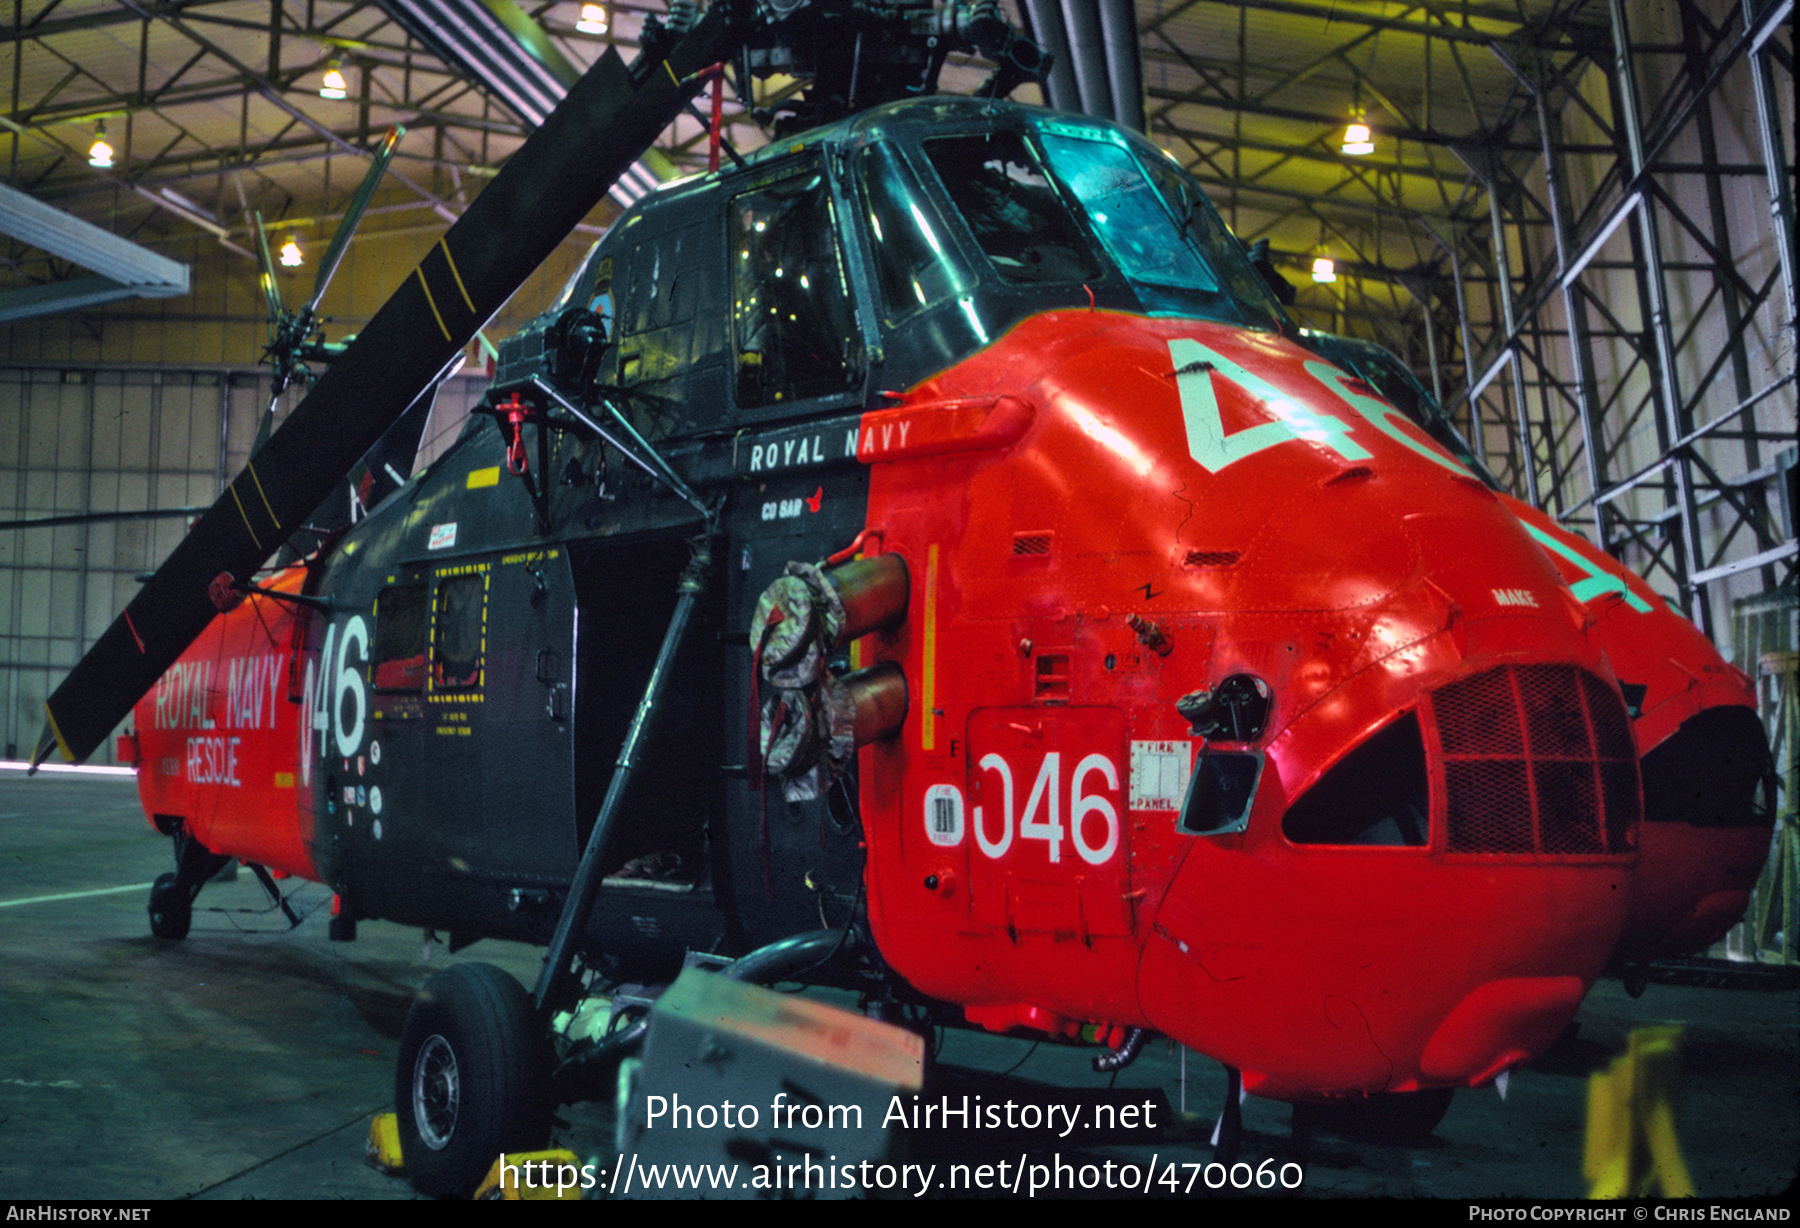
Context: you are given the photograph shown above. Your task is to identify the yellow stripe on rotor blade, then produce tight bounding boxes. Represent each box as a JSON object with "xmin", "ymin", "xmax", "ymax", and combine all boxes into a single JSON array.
[
  {"xmin": 228, "ymin": 482, "xmax": 265, "ymax": 550},
  {"xmin": 245, "ymin": 460, "xmax": 281, "ymax": 529},
  {"xmin": 415, "ymin": 266, "xmax": 450, "ymax": 341},
  {"xmin": 40, "ymin": 704, "xmax": 73, "ymax": 763},
  {"xmin": 438, "ymin": 240, "xmax": 475, "ymax": 314}
]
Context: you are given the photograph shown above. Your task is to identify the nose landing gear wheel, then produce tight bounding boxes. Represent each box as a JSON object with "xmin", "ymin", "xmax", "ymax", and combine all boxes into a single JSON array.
[
  {"xmin": 148, "ymin": 872, "xmax": 191, "ymax": 941},
  {"xmin": 395, "ymin": 963, "xmax": 551, "ymax": 1197}
]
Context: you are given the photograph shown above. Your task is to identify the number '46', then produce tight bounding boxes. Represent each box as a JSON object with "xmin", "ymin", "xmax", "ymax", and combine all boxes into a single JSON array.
[{"xmin": 312, "ymin": 615, "xmax": 368, "ymax": 760}]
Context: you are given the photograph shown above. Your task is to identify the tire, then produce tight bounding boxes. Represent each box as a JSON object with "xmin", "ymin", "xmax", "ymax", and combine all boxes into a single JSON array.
[
  {"xmin": 148, "ymin": 872, "xmax": 191, "ymax": 941},
  {"xmin": 395, "ymin": 963, "xmax": 551, "ymax": 1198},
  {"xmin": 1302, "ymin": 1087, "xmax": 1455, "ymax": 1145}
]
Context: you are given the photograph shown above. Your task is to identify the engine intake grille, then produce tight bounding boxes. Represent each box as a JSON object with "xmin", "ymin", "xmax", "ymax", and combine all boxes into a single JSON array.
[{"xmin": 1433, "ymin": 665, "xmax": 1639, "ymax": 856}]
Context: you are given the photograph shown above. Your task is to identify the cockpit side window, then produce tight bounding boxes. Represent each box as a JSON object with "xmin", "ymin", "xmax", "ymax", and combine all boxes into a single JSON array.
[
  {"xmin": 1135, "ymin": 151, "xmax": 1288, "ymax": 329},
  {"xmin": 554, "ymin": 248, "xmax": 593, "ymax": 312},
  {"xmin": 1038, "ymin": 132, "xmax": 1219, "ymax": 294},
  {"xmin": 605, "ymin": 209, "xmax": 729, "ymax": 434},
  {"xmin": 856, "ymin": 142, "xmax": 971, "ymax": 321},
  {"xmin": 922, "ymin": 133, "xmax": 1101, "ymax": 286},
  {"xmin": 585, "ymin": 255, "xmax": 615, "ymax": 338},
  {"xmin": 730, "ymin": 170, "xmax": 861, "ymax": 409},
  {"xmin": 625, "ymin": 225, "xmax": 699, "ymax": 335}
]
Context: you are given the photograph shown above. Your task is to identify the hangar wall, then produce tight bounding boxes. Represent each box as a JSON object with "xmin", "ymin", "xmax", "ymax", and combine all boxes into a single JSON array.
[
  {"xmin": 0, "ymin": 363, "xmax": 497, "ymax": 764},
  {"xmin": 0, "ymin": 223, "xmax": 591, "ymax": 763},
  {"xmin": 1444, "ymin": 0, "xmax": 1794, "ymax": 653}
]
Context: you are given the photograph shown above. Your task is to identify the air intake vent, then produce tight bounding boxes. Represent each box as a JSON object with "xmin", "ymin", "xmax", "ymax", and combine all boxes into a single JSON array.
[
  {"xmin": 1640, "ymin": 705, "xmax": 1774, "ymax": 828},
  {"xmin": 1012, "ymin": 532, "xmax": 1052, "ymax": 557},
  {"xmin": 1433, "ymin": 665, "xmax": 1638, "ymax": 856},
  {"xmin": 1034, "ymin": 653, "xmax": 1069, "ymax": 702},
  {"xmin": 1183, "ymin": 550, "xmax": 1241, "ymax": 567}
]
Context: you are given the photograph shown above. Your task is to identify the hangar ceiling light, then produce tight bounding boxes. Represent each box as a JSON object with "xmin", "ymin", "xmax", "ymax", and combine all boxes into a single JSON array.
[
  {"xmin": 577, "ymin": 4, "xmax": 609, "ymax": 35},
  {"xmin": 86, "ymin": 124, "xmax": 114, "ymax": 169}
]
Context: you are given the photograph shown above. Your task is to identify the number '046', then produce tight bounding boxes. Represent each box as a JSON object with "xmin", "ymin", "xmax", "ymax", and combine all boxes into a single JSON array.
[{"xmin": 974, "ymin": 752, "xmax": 1120, "ymax": 865}]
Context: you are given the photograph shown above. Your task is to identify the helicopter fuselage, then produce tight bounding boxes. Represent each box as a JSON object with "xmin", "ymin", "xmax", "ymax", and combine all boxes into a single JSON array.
[{"xmin": 129, "ymin": 95, "xmax": 1648, "ymax": 1102}]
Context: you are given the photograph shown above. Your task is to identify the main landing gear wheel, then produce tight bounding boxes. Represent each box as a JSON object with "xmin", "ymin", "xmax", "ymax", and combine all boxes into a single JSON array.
[
  {"xmin": 147, "ymin": 872, "xmax": 191, "ymax": 941},
  {"xmin": 395, "ymin": 963, "xmax": 551, "ymax": 1198},
  {"xmin": 147, "ymin": 828, "xmax": 230, "ymax": 941}
]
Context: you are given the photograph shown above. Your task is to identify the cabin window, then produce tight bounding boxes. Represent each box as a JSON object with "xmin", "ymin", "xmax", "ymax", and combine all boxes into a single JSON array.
[
  {"xmin": 617, "ymin": 223, "xmax": 719, "ymax": 384},
  {"xmin": 624, "ymin": 225, "xmax": 700, "ymax": 336},
  {"xmin": 585, "ymin": 255, "xmax": 615, "ymax": 335},
  {"xmin": 606, "ymin": 205, "xmax": 730, "ymax": 436},
  {"xmin": 371, "ymin": 584, "xmax": 428, "ymax": 691},
  {"xmin": 856, "ymin": 142, "xmax": 968, "ymax": 320},
  {"xmin": 730, "ymin": 171, "xmax": 859, "ymax": 408},
  {"xmin": 554, "ymin": 243, "xmax": 606, "ymax": 313},
  {"xmin": 922, "ymin": 132, "xmax": 1100, "ymax": 286},
  {"xmin": 432, "ymin": 574, "xmax": 486, "ymax": 690}
]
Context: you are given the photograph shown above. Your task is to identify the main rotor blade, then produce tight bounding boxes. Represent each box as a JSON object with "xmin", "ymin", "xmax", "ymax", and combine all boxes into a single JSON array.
[
  {"xmin": 251, "ymin": 210, "xmax": 284, "ymax": 329},
  {"xmin": 0, "ymin": 507, "xmax": 206, "ymax": 532},
  {"xmin": 35, "ymin": 13, "xmax": 740, "ymax": 766},
  {"xmin": 306, "ymin": 125, "xmax": 405, "ymax": 319},
  {"xmin": 250, "ymin": 384, "xmax": 279, "ymax": 460}
]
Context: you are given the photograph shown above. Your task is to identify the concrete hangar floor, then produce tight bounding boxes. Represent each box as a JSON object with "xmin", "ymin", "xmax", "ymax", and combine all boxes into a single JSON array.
[{"xmin": 0, "ymin": 769, "xmax": 1793, "ymax": 1201}]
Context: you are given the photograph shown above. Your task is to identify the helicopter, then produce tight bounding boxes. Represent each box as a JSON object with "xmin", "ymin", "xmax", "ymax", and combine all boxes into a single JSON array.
[{"xmin": 34, "ymin": 0, "xmax": 1677, "ymax": 1198}]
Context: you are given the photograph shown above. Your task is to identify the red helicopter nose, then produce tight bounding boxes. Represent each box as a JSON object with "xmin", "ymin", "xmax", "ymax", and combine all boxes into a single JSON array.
[
  {"xmin": 859, "ymin": 311, "xmax": 1638, "ymax": 1100},
  {"xmin": 1135, "ymin": 443, "xmax": 1638, "ymax": 1100}
]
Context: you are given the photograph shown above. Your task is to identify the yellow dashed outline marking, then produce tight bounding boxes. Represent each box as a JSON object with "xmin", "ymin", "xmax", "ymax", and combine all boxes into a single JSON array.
[{"xmin": 922, "ymin": 544, "xmax": 938, "ymax": 751}]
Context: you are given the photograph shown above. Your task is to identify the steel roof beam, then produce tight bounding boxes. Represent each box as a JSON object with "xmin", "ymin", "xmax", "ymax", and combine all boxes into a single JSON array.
[
  {"xmin": 0, "ymin": 179, "xmax": 188, "ymax": 321},
  {"xmin": 1145, "ymin": 83, "xmax": 1545, "ymax": 152},
  {"xmin": 1139, "ymin": 0, "xmax": 1588, "ymax": 50}
]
